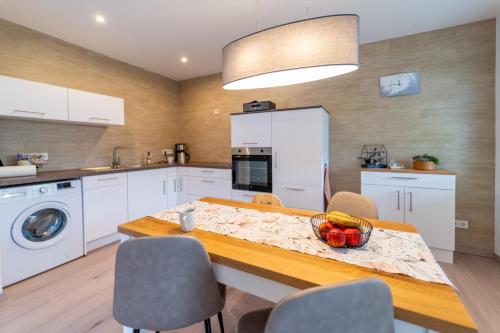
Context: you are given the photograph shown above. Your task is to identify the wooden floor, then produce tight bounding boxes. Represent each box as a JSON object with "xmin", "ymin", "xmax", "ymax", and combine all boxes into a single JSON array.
[{"xmin": 0, "ymin": 243, "xmax": 498, "ymax": 333}]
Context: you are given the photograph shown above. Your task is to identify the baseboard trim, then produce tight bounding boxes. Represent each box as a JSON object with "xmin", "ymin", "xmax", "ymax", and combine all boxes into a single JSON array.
[
  {"xmin": 455, "ymin": 246, "xmax": 493, "ymax": 258},
  {"xmin": 494, "ymin": 253, "xmax": 500, "ymax": 264}
]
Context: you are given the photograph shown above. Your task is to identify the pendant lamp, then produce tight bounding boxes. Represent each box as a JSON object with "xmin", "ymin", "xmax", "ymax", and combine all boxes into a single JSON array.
[{"xmin": 222, "ymin": 14, "xmax": 359, "ymax": 90}]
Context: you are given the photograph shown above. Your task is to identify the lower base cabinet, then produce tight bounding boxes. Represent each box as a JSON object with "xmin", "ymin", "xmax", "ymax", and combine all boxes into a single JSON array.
[
  {"xmin": 361, "ymin": 171, "xmax": 456, "ymax": 263},
  {"xmin": 274, "ymin": 184, "xmax": 323, "ymax": 212},
  {"xmin": 83, "ymin": 173, "xmax": 128, "ymax": 244}
]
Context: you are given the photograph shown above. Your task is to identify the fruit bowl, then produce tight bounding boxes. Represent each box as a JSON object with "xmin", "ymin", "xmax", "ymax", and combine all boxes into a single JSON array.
[{"xmin": 310, "ymin": 213, "xmax": 373, "ymax": 248}]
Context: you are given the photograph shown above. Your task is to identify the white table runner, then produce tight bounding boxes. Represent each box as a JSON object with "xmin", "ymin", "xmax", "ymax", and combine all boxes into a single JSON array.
[{"xmin": 152, "ymin": 201, "xmax": 452, "ymax": 286}]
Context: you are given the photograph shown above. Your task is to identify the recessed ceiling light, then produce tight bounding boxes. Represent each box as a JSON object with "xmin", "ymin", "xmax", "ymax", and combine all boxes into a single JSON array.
[
  {"xmin": 95, "ymin": 15, "xmax": 106, "ymax": 23},
  {"xmin": 180, "ymin": 57, "xmax": 188, "ymax": 63}
]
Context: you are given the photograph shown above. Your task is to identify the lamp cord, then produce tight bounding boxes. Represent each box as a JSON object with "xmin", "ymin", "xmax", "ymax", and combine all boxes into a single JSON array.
[{"xmin": 256, "ymin": 0, "xmax": 260, "ymax": 31}]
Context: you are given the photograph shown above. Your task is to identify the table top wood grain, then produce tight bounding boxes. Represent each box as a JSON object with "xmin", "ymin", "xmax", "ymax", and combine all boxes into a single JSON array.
[{"xmin": 117, "ymin": 197, "xmax": 476, "ymax": 333}]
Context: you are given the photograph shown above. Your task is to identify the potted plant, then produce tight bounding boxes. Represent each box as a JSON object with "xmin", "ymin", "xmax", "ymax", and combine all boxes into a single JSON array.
[{"xmin": 412, "ymin": 154, "xmax": 440, "ymax": 170}]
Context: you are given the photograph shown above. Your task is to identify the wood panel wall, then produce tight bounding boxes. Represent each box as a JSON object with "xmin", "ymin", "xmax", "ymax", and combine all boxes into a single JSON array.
[
  {"xmin": 179, "ymin": 20, "xmax": 496, "ymax": 256},
  {"xmin": 0, "ymin": 18, "xmax": 179, "ymax": 169}
]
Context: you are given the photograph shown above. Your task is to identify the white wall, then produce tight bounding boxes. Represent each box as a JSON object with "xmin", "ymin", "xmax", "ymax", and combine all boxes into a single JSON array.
[{"xmin": 495, "ymin": 17, "xmax": 500, "ymax": 256}]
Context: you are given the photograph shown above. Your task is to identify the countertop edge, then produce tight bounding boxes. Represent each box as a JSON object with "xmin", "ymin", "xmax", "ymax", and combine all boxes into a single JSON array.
[
  {"xmin": 361, "ymin": 168, "xmax": 457, "ymax": 176},
  {"xmin": 0, "ymin": 161, "xmax": 232, "ymax": 188}
]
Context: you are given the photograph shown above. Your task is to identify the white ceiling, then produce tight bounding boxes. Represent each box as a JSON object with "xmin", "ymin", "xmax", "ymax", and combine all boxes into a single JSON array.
[{"xmin": 0, "ymin": 0, "xmax": 499, "ymax": 81}]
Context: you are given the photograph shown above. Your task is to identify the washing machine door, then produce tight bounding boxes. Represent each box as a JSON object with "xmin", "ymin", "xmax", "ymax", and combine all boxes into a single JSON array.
[{"xmin": 12, "ymin": 201, "xmax": 71, "ymax": 250}]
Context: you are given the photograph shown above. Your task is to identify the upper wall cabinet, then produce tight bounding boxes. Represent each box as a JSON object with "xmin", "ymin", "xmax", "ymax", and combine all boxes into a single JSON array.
[
  {"xmin": 0, "ymin": 75, "xmax": 68, "ymax": 121},
  {"xmin": 231, "ymin": 112, "xmax": 272, "ymax": 147},
  {"xmin": 68, "ymin": 89, "xmax": 125, "ymax": 126},
  {"xmin": 0, "ymin": 74, "xmax": 124, "ymax": 126}
]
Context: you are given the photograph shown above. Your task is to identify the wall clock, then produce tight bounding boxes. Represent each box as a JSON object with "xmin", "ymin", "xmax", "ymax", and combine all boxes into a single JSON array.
[{"xmin": 380, "ymin": 72, "xmax": 420, "ymax": 97}]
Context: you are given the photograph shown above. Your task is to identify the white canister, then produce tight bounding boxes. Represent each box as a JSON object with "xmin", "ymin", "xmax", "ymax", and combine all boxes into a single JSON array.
[{"xmin": 179, "ymin": 207, "xmax": 196, "ymax": 232}]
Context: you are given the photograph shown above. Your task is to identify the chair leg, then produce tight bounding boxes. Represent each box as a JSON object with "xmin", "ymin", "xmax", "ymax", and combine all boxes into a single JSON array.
[
  {"xmin": 204, "ymin": 318, "xmax": 212, "ymax": 333},
  {"xmin": 217, "ymin": 312, "xmax": 225, "ymax": 333}
]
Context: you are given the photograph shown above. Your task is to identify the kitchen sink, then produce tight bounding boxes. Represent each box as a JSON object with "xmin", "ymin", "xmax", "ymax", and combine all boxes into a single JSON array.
[
  {"xmin": 80, "ymin": 166, "xmax": 113, "ymax": 172},
  {"xmin": 80, "ymin": 164, "xmax": 143, "ymax": 172}
]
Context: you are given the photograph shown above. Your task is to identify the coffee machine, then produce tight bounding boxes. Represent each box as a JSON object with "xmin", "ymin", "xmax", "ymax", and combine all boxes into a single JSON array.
[{"xmin": 175, "ymin": 143, "xmax": 190, "ymax": 164}]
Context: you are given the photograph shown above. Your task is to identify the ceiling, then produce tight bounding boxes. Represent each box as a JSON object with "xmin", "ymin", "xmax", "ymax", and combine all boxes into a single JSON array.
[{"xmin": 0, "ymin": 0, "xmax": 499, "ymax": 81}]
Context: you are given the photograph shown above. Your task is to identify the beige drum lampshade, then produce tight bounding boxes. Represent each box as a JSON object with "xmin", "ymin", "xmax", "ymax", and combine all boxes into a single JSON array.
[{"xmin": 222, "ymin": 14, "xmax": 359, "ymax": 90}]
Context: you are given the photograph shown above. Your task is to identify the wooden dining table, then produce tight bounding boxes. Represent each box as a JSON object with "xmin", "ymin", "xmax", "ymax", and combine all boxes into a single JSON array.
[{"xmin": 117, "ymin": 197, "xmax": 477, "ymax": 333}]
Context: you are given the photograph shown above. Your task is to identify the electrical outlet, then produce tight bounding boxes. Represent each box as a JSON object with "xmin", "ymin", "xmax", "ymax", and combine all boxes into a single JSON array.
[
  {"xmin": 213, "ymin": 109, "xmax": 220, "ymax": 115},
  {"xmin": 455, "ymin": 220, "xmax": 468, "ymax": 229},
  {"xmin": 162, "ymin": 149, "xmax": 173, "ymax": 155}
]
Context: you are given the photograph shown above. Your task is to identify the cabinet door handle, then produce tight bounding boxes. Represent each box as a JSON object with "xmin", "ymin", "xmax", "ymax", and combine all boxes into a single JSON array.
[
  {"xmin": 275, "ymin": 151, "xmax": 278, "ymax": 169},
  {"xmin": 201, "ymin": 170, "xmax": 214, "ymax": 173},
  {"xmin": 13, "ymin": 109, "xmax": 46, "ymax": 116},
  {"xmin": 242, "ymin": 142, "xmax": 258, "ymax": 145},
  {"xmin": 390, "ymin": 176, "xmax": 418, "ymax": 180},
  {"xmin": 396, "ymin": 190, "xmax": 400, "ymax": 211},
  {"xmin": 179, "ymin": 178, "xmax": 183, "ymax": 192},
  {"xmin": 173, "ymin": 178, "xmax": 177, "ymax": 192},
  {"xmin": 163, "ymin": 180, "xmax": 166, "ymax": 195},
  {"xmin": 242, "ymin": 194, "xmax": 253, "ymax": 197},
  {"xmin": 202, "ymin": 180, "xmax": 215, "ymax": 183},
  {"xmin": 286, "ymin": 187, "xmax": 305, "ymax": 191},
  {"xmin": 409, "ymin": 191, "xmax": 413, "ymax": 212},
  {"xmin": 97, "ymin": 177, "xmax": 119, "ymax": 181},
  {"xmin": 89, "ymin": 117, "xmax": 111, "ymax": 122}
]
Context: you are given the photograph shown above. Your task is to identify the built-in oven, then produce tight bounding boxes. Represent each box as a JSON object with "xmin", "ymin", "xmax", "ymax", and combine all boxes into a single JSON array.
[{"xmin": 232, "ymin": 147, "xmax": 272, "ymax": 193}]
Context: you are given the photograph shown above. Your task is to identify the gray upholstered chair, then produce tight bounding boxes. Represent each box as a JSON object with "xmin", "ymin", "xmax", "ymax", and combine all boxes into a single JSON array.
[
  {"xmin": 326, "ymin": 191, "xmax": 378, "ymax": 219},
  {"xmin": 238, "ymin": 279, "xmax": 394, "ymax": 333},
  {"xmin": 113, "ymin": 236, "xmax": 225, "ymax": 333}
]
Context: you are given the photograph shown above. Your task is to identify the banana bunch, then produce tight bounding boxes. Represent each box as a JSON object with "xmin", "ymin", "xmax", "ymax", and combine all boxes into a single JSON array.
[{"xmin": 326, "ymin": 211, "xmax": 360, "ymax": 228}]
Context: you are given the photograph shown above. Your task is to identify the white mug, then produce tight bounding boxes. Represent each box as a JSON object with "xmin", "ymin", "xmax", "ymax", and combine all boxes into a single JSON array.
[
  {"xmin": 167, "ymin": 156, "xmax": 175, "ymax": 165},
  {"xmin": 179, "ymin": 207, "xmax": 196, "ymax": 232}
]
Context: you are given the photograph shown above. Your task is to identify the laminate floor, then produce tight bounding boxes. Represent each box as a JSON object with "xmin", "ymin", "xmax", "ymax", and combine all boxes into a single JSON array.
[{"xmin": 0, "ymin": 243, "xmax": 498, "ymax": 333}]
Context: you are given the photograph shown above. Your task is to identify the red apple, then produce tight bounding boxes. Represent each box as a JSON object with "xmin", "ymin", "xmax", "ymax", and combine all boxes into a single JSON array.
[
  {"xmin": 319, "ymin": 222, "xmax": 334, "ymax": 239},
  {"xmin": 326, "ymin": 228, "xmax": 346, "ymax": 247},
  {"xmin": 344, "ymin": 228, "xmax": 362, "ymax": 246}
]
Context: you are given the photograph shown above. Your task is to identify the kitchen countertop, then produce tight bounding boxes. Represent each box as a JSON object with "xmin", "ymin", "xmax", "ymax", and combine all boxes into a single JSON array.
[
  {"xmin": 361, "ymin": 167, "xmax": 457, "ymax": 176},
  {"xmin": 0, "ymin": 161, "xmax": 232, "ymax": 188}
]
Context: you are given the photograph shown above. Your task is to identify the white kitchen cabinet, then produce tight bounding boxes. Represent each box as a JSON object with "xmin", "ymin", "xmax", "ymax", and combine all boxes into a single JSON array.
[
  {"xmin": 361, "ymin": 170, "xmax": 456, "ymax": 263},
  {"xmin": 361, "ymin": 184, "xmax": 405, "ymax": 223},
  {"xmin": 404, "ymin": 187, "xmax": 455, "ymax": 262},
  {"xmin": 68, "ymin": 88, "xmax": 124, "ymax": 126},
  {"xmin": 272, "ymin": 108, "xmax": 327, "ymax": 186},
  {"xmin": 127, "ymin": 169, "xmax": 167, "ymax": 220},
  {"xmin": 274, "ymin": 184, "xmax": 323, "ymax": 211},
  {"xmin": 0, "ymin": 75, "xmax": 68, "ymax": 121},
  {"xmin": 166, "ymin": 167, "xmax": 189, "ymax": 208},
  {"xmin": 83, "ymin": 173, "xmax": 128, "ymax": 246},
  {"xmin": 231, "ymin": 112, "xmax": 272, "ymax": 147},
  {"xmin": 231, "ymin": 189, "xmax": 259, "ymax": 202},
  {"xmin": 188, "ymin": 167, "xmax": 231, "ymax": 200}
]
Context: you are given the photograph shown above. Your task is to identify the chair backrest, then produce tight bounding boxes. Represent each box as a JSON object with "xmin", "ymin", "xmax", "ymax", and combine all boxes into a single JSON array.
[
  {"xmin": 113, "ymin": 236, "xmax": 223, "ymax": 331},
  {"xmin": 326, "ymin": 191, "xmax": 378, "ymax": 219},
  {"xmin": 264, "ymin": 279, "xmax": 394, "ymax": 333},
  {"xmin": 252, "ymin": 193, "xmax": 284, "ymax": 207}
]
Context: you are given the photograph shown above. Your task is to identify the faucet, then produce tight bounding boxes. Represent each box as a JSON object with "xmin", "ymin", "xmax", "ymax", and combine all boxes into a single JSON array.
[{"xmin": 112, "ymin": 146, "xmax": 131, "ymax": 168}]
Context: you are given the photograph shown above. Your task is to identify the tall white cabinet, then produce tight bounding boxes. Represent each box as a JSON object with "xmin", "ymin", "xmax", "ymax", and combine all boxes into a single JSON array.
[
  {"xmin": 361, "ymin": 170, "xmax": 456, "ymax": 263},
  {"xmin": 231, "ymin": 107, "xmax": 329, "ymax": 211}
]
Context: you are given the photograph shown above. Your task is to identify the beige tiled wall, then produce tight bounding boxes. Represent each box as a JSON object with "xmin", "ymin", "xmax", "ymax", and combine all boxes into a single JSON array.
[
  {"xmin": 0, "ymin": 18, "xmax": 179, "ymax": 169},
  {"xmin": 179, "ymin": 20, "xmax": 496, "ymax": 256}
]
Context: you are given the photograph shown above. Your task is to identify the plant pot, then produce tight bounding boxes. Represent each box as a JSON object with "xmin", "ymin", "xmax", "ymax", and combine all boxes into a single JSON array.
[{"xmin": 413, "ymin": 160, "xmax": 436, "ymax": 170}]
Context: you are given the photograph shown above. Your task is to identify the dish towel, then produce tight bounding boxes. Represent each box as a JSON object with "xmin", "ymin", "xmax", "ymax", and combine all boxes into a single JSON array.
[{"xmin": 323, "ymin": 164, "xmax": 331, "ymax": 211}]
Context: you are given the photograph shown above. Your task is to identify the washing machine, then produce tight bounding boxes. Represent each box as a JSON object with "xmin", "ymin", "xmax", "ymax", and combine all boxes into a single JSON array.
[{"xmin": 0, "ymin": 179, "xmax": 84, "ymax": 287}]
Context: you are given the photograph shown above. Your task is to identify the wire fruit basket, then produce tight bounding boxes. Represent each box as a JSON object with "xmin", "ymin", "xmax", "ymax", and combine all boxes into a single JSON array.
[{"xmin": 310, "ymin": 214, "xmax": 373, "ymax": 248}]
